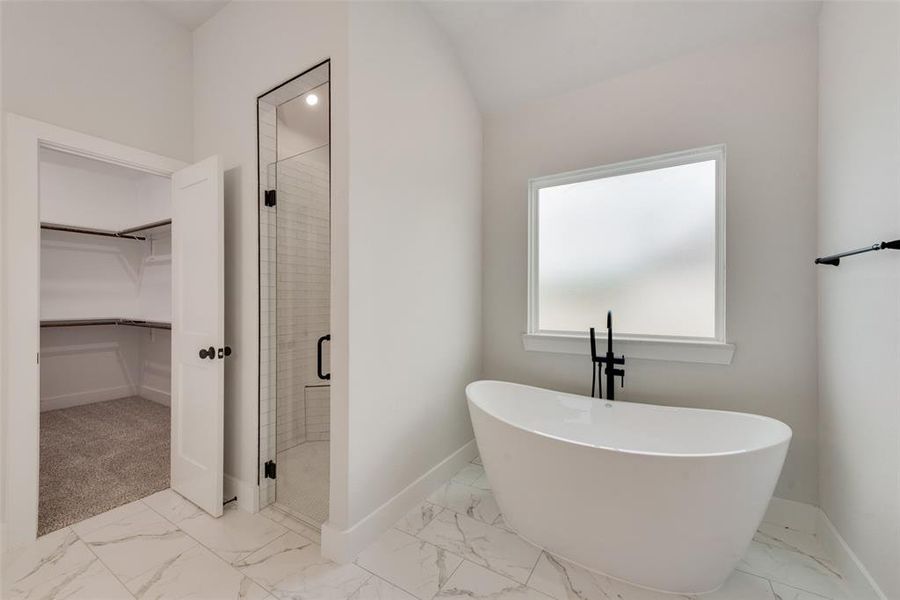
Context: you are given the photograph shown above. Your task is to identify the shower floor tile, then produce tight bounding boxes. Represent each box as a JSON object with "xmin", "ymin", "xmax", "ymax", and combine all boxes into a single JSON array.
[{"xmin": 277, "ymin": 440, "xmax": 330, "ymax": 526}]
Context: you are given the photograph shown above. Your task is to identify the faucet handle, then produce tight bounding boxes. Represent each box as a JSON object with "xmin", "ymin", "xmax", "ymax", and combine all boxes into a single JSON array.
[{"xmin": 612, "ymin": 367, "xmax": 625, "ymax": 388}]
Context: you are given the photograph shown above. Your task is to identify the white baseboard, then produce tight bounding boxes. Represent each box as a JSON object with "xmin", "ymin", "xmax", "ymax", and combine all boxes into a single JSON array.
[
  {"xmin": 40, "ymin": 384, "xmax": 136, "ymax": 411},
  {"xmin": 224, "ymin": 473, "xmax": 259, "ymax": 514},
  {"xmin": 764, "ymin": 497, "xmax": 885, "ymax": 600},
  {"xmin": 816, "ymin": 510, "xmax": 886, "ymax": 600},
  {"xmin": 321, "ymin": 439, "xmax": 478, "ymax": 563},
  {"xmin": 140, "ymin": 385, "xmax": 170, "ymax": 406},
  {"xmin": 763, "ymin": 496, "xmax": 818, "ymax": 533}
]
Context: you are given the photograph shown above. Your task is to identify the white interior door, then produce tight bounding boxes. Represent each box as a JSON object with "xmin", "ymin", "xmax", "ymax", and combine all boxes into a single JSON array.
[{"xmin": 171, "ymin": 155, "xmax": 224, "ymax": 517}]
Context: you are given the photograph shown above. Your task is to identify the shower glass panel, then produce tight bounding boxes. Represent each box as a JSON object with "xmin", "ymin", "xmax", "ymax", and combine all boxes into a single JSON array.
[
  {"xmin": 258, "ymin": 61, "xmax": 330, "ymax": 529},
  {"xmin": 271, "ymin": 147, "xmax": 330, "ymax": 525}
]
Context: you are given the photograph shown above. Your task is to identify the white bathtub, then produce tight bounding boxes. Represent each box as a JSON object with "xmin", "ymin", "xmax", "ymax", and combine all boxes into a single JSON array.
[{"xmin": 466, "ymin": 380, "xmax": 791, "ymax": 595}]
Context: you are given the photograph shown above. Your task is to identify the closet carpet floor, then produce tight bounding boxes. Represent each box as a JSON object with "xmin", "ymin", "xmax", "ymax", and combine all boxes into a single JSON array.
[{"xmin": 39, "ymin": 396, "xmax": 170, "ymax": 536}]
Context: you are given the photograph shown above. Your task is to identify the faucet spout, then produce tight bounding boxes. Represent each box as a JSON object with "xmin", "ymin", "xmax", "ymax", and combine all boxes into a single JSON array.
[{"xmin": 590, "ymin": 311, "xmax": 625, "ymax": 400}]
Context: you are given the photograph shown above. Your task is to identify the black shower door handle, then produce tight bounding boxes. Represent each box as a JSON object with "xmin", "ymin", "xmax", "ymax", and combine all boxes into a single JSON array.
[{"xmin": 317, "ymin": 334, "xmax": 331, "ymax": 381}]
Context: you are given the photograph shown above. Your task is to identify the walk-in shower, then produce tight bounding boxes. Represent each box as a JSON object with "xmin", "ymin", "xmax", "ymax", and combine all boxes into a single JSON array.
[{"xmin": 258, "ymin": 61, "xmax": 331, "ymax": 528}]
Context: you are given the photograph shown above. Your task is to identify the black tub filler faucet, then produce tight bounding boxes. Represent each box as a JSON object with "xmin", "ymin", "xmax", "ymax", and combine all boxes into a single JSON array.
[{"xmin": 590, "ymin": 311, "xmax": 625, "ymax": 400}]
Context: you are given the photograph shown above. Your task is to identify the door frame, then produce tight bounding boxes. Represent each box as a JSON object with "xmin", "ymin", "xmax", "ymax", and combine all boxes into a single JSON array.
[
  {"xmin": 1, "ymin": 114, "xmax": 186, "ymax": 551},
  {"xmin": 255, "ymin": 60, "xmax": 333, "ymax": 521}
]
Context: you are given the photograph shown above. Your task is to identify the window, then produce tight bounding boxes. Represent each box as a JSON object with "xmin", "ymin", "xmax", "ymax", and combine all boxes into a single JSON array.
[{"xmin": 525, "ymin": 145, "xmax": 732, "ymax": 363}]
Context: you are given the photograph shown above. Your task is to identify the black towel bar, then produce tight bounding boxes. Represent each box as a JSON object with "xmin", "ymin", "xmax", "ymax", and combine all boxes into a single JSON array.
[{"xmin": 815, "ymin": 239, "xmax": 900, "ymax": 266}]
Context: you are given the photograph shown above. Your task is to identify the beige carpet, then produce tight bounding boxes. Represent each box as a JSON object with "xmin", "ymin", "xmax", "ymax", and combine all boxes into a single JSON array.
[{"xmin": 39, "ymin": 396, "xmax": 170, "ymax": 535}]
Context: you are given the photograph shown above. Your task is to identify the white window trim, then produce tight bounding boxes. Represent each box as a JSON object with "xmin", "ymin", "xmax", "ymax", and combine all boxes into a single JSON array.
[{"xmin": 524, "ymin": 144, "xmax": 734, "ymax": 365}]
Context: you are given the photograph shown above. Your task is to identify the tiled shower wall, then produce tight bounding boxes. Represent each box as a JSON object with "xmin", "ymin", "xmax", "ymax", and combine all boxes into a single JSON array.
[
  {"xmin": 305, "ymin": 386, "xmax": 330, "ymax": 442},
  {"xmin": 274, "ymin": 152, "xmax": 330, "ymax": 454}
]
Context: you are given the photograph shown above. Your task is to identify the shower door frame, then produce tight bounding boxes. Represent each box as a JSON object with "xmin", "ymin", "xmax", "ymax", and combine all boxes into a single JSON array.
[{"xmin": 255, "ymin": 59, "xmax": 333, "ymax": 524}]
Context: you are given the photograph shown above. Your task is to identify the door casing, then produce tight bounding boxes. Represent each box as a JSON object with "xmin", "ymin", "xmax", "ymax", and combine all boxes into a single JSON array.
[{"xmin": 2, "ymin": 114, "xmax": 188, "ymax": 551}]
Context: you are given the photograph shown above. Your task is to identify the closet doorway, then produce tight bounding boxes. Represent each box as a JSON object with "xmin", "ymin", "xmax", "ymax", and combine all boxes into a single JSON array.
[
  {"xmin": 38, "ymin": 148, "xmax": 175, "ymax": 534},
  {"xmin": 4, "ymin": 115, "xmax": 225, "ymax": 546},
  {"xmin": 257, "ymin": 61, "xmax": 332, "ymax": 528}
]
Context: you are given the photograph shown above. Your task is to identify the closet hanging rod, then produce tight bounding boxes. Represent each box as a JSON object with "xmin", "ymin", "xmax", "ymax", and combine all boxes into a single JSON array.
[
  {"xmin": 815, "ymin": 239, "xmax": 900, "ymax": 266},
  {"xmin": 41, "ymin": 223, "xmax": 145, "ymax": 240},
  {"xmin": 40, "ymin": 318, "xmax": 171, "ymax": 330},
  {"xmin": 118, "ymin": 218, "xmax": 172, "ymax": 236},
  {"xmin": 40, "ymin": 219, "xmax": 172, "ymax": 241}
]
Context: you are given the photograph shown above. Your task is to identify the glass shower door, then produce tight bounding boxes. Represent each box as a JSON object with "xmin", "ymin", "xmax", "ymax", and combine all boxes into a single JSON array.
[{"xmin": 271, "ymin": 144, "xmax": 331, "ymax": 526}]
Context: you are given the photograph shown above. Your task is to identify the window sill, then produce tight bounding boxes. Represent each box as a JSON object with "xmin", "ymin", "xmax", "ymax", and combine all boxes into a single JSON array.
[{"xmin": 522, "ymin": 333, "xmax": 735, "ymax": 365}]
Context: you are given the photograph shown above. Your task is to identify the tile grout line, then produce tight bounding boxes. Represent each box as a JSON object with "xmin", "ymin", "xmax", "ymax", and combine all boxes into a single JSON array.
[
  {"xmin": 767, "ymin": 577, "xmax": 779, "ymax": 599},
  {"xmin": 735, "ymin": 567, "xmax": 839, "ymax": 600},
  {"xmin": 228, "ymin": 530, "xmax": 296, "ymax": 596},
  {"xmin": 355, "ymin": 532, "xmax": 468, "ymax": 600},
  {"xmin": 435, "ymin": 554, "xmax": 468, "ymax": 599},
  {"xmin": 139, "ymin": 495, "xmax": 281, "ymax": 563},
  {"xmin": 139, "ymin": 495, "xmax": 292, "ymax": 597},
  {"xmin": 413, "ymin": 503, "xmax": 545, "ymax": 590},
  {"xmin": 73, "ymin": 527, "xmax": 139, "ymax": 599},
  {"xmin": 211, "ymin": 528, "xmax": 299, "ymax": 597},
  {"xmin": 436, "ymin": 464, "xmax": 547, "ymax": 594},
  {"xmin": 74, "ymin": 499, "xmax": 207, "ymax": 598},
  {"xmin": 523, "ymin": 549, "xmax": 544, "ymax": 591},
  {"xmin": 42, "ymin": 466, "xmax": 843, "ymax": 600},
  {"xmin": 444, "ymin": 463, "xmax": 843, "ymax": 598},
  {"xmin": 355, "ymin": 563, "xmax": 423, "ymax": 599},
  {"xmin": 259, "ymin": 503, "xmax": 322, "ymax": 545}
]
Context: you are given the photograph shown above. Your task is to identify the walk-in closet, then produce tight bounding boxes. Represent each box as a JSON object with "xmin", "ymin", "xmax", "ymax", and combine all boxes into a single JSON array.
[
  {"xmin": 38, "ymin": 147, "xmax": 174, "ymax": 534},
  {"xmin": 2, "ymin": 115, "xmax": 227, "ymax": 545}
]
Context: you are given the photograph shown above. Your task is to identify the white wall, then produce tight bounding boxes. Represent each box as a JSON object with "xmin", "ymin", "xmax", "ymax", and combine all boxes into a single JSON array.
[
  {"xmin": 38, "ymin": 226, "xmax": 173, "ymax": 409},
  {"xmin": 39, "ymin": 325, "xmax": 141, "ymax": 411},
  {"xmin": 40, "ymin": 214, "xmax": 172, "ymax": 411},
  {"xmin": 41, "ymin": 231, "xmax": 146, "ymax": 320},
  {"xmin": 39, "ymin": 148, "xmax": 171, "ymax": 232},
  {"xmin": 139, "ymin": 329, "xmax": 172, "ymax": 406},
  {"xmin": 343, "ymin": 0, "xmax": 482, "ymax": 528},
  {"xmin": 818, "ymin": 4, "xmax": 900, "ymax": 598},
  {"xmin": 483, "ymin": 28, "xmax": 819, "ymax": 504},
  {"xmin": 194, "ymin": 3, "xmax": 482, "ymax": 546},
  {"xmin": 1, "ymin": 0, "xmax": 193, "ymax": 162},
  {"xmin": 192, "ymin": 1, "xmax": 350, "ymax": 512}
]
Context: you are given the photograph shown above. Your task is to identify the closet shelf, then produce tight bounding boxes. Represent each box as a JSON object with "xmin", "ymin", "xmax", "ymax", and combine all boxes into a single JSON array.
[
  {"xmin": 41, "ymin": 218, "xmax": 172, "ymax": 241},
  {"xmin": 41, "ymin": 318, "xmax": 171, "ymax": 330}
]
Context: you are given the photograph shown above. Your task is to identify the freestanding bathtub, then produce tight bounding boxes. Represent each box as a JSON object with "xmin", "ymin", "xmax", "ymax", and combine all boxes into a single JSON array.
[{"xmin": 466, "ymin": 380, "xmax": 791, "ymax": 595}]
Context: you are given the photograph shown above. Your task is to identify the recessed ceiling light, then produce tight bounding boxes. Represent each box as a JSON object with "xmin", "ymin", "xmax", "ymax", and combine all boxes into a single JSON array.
[{"xmin": 306, "ymin": 94, "xmax": 319, "ymax": 107}]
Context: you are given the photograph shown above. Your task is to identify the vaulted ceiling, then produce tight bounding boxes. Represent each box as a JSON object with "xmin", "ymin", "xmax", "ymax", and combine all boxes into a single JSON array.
[
  {"xmin": 142, "ymin": 0, "xmax": 821, "ymax": 113},
  {"xmin": 143, "ymin": 0, "xmax": 229, "ymax": 31},
  {"xmin": 423, "ymin": 1, "xmax": 822, "ymax": 113}
]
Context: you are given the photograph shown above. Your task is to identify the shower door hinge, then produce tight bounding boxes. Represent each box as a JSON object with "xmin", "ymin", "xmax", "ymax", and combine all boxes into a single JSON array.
[
  {"xmin": 264, "ymin": 460, "xmax": 276, "ymax": 479},
  {"xmin": 264, "ymin": 190, "xmax": 276, "ymax": 207}
]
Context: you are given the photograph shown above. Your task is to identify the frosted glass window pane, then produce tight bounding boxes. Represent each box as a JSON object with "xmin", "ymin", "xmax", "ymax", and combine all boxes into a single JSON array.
[{"xmin": 537, "ymin": 160, "xmax": 716, "ymax": 338}]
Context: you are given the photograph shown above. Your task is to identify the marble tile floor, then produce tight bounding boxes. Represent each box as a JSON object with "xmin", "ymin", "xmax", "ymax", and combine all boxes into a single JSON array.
[{"xmin": 4, "ymin": 456, "xmax": 851, "ymax": 600}]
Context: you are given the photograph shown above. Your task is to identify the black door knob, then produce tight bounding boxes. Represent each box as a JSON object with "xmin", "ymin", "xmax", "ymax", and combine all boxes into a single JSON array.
[{"xmin": 199, "ymin": 346, "xmax": 215, "ymax": 360}]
